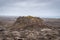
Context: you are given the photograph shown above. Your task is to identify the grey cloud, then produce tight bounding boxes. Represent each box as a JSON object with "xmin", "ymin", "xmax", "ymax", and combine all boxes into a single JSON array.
[
  {"xmin": 0, "ymin": 0, "xmax": 25, "ymax": 7},
  {"xmin": 0, "ymin": 0, "xmax": 60, "ymax": 18}
]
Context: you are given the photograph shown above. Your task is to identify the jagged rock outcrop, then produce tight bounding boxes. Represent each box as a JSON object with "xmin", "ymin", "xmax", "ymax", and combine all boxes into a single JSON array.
[{"xmin": 10, "ymin": 16, "xmax": 49, "ymax": 30}]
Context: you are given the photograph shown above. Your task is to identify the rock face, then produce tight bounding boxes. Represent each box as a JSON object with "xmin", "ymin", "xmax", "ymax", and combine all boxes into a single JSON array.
[{"xmin": 0, "ymin": 16, "xmax": 60, "ymax": 40}]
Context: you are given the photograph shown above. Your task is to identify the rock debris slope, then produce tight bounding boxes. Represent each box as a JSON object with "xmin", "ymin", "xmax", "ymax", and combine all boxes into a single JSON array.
[{"xmin": 0, "ymin": 16, "xmax": 60, "ymax": 40}]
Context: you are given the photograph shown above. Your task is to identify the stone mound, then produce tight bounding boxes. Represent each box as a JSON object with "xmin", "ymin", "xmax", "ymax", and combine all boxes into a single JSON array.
[
  {"xmin": 10, "ymin": 16, "xmax": 52, "ymax": 31},
  {"xmin": 0, "ymin": 16, "xmax": 59, "ymax": 40}
]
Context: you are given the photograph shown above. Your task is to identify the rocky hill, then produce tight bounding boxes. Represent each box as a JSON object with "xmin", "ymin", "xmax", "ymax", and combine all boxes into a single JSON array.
[
  {"xmin": 0, "ymin": 16, "xmax": 60, "ymax": 40},
  {"xmin": 10, "ymin": 16, "xmax": 50, "ymax": 31}
]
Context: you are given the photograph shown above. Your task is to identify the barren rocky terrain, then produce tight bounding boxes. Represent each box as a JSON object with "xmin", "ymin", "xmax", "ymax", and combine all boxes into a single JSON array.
[{"xmin": 0, "ymin": 16, "xmax": 60, "ymax": 40}]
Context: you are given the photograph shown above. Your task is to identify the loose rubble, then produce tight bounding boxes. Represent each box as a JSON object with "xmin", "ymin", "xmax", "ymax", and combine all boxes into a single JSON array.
[{"xmin": 0, "ymin": 16, "xmax": 60, "ymax": 40}]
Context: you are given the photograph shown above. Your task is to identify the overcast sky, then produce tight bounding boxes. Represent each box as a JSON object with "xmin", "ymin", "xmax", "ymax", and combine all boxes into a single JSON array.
[{"xmin": 0, "ymin": 0, "xmax": 60, "ymax": 18}]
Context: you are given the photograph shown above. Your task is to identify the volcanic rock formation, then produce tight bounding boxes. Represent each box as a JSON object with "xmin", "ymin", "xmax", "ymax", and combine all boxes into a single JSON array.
[{"xmin": 10, "ymin": 16, "xmax": 48, "ymax": 30}]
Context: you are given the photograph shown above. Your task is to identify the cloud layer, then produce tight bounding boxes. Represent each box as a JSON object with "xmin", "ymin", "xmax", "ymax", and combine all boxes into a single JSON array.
[{"xmin": 0, "ymin": 0, "xmax": 60, "ymax": 18}]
